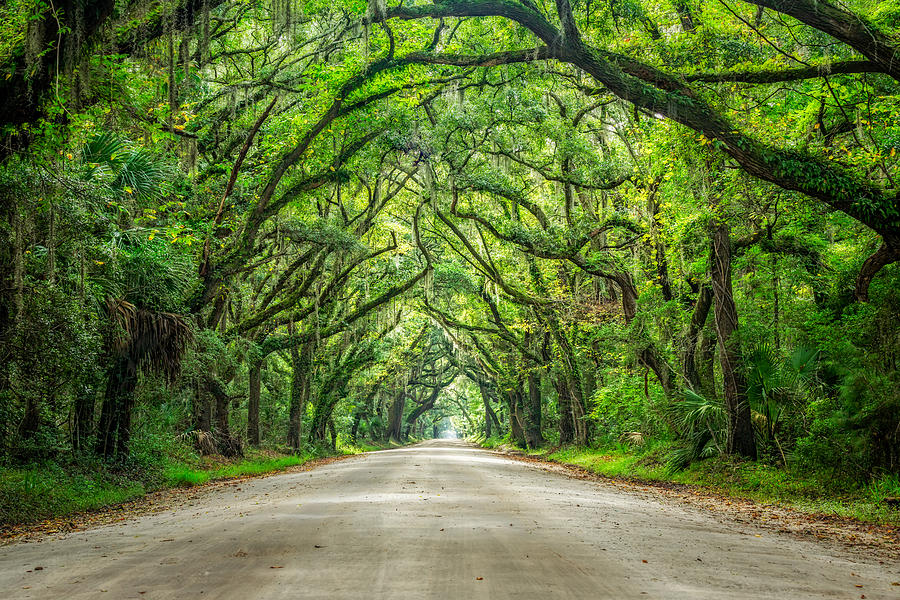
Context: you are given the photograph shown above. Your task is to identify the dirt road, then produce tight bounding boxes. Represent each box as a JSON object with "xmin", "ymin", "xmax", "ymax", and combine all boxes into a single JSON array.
[{"xmin": 1, "ymin": 440, "xmax": 897, "ymax": 599}]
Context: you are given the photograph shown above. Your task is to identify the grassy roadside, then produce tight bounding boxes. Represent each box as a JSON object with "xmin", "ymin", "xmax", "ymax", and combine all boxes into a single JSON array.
[
  {"xmin": 476, "ymin": 436, "xmax": 900, "ymax": 526},
  {"xmin": 0, "ymin": 438, "xmax": 399, "ymax": 528}
]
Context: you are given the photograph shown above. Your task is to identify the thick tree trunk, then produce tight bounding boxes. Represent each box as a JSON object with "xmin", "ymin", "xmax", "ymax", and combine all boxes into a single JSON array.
[
  {"xmin": 506, "ymin": 389, "xmax": 526, "ymax": 447},
  {"xmin": 479, "ymin": 383, "xmax": 499, "ymax": 437},
  {"xmin": 554, "ymin": 377, "xmax": 575, "ymax": 445},
  {"xmin": 387, "ymin": 392, "xmax": 405, "ymax": 442},
  {"xmin": 18, "ymin": 396, "xmax": 40, "ymax": 439},
  {"xmin": 206, "ymin": 375, "xmax": 242, "ymax": 457},
  {"xmin": 549, "ymin": 324, "xmax": 591, "ymax": 444},
  {"xmin": 710, "ymin": 220, "xmax": 757, "ymax": 458},
  {"xmin": 482, "ymin": 388, "xmax": 492, "ymax": 438},
  {"xmin": 247, "ymin": 361, "xmax": 262, "ymax": 447},
  {"xmin": 524, "ymin": 371, "xmax": 545, "ymax": 448},
  {"xmin": 569, "ymin": 376, "xmax": 589, "ymax": 445},
  {"xmin": 194, "ymin": 387, "xmax": 212, "ymax": 433},
  {"xmin": 406, "ymin": 386, "xmax": 441, "ymax": 425},
  {"xmin": 95, "ymin": 358, "xmax": 137, "ymax": 459}
]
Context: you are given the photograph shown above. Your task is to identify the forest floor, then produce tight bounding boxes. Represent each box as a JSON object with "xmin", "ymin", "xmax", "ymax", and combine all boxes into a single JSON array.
[
  {"xmin": 481, "ymin": 442, "xmax": 900, "ymax": 556},
  {"xmin": 0, "ymin": 440, "xmax": 898, "ymax": 599},
  {"xmin": 0, "ymin": 439, "xmax": 397, "ymax": 541}
]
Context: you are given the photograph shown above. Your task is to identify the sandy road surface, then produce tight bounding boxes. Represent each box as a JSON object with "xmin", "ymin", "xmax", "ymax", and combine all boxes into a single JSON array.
[{"xmin": 1, "ymin": 440, "xmax": 897, "ymax": 599}]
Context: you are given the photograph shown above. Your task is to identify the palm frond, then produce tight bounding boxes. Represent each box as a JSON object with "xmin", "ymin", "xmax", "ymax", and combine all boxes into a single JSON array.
[
  {"xmin": 106, "ymin": 298, "xmax": 193, "ymax": 384},
  {"xmin": 112, "ymin": 147, "xmax": 168, "ymax": 200}
]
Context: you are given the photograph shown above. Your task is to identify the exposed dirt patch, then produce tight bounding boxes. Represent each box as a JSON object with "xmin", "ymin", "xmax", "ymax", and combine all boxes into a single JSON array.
[
  {"xmin": 0, "ymin": 454, "xmax": 354, "ymax": 547},
  {"xmin": 490, "ymin": 448, "xmax": 900, "ymax": 562}
]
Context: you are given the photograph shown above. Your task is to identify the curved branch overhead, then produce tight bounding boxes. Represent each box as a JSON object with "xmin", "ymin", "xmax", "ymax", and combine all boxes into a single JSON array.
[{"xmin": 1, "ymin": 0, "xmax": 899, "ymax": 484}]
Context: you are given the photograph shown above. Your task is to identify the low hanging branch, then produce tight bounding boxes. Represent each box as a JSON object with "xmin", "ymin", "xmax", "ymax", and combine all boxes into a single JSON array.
[{"xmin": 200, "ymin": 96, "xmax": 278, "ymax": 277}]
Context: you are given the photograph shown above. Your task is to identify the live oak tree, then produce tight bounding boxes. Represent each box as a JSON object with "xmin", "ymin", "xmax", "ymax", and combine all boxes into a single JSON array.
[{"xmin": 1, "ymin": 0, "xmax": 898, "ymax": 480}]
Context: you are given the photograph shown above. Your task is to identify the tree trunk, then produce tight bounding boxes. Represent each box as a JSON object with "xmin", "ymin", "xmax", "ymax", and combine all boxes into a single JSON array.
[
  {"xmin": 524, "ymin": 371, "xmax": 545, "ymax": 448},
  {"xmin": 698, "ymin": 328, "xmax": 717, "ymax": 401},
  {"xmin": 554, "ymin": 376, "xmax": 575, "ymax": 445},
  {"xmin": 855, "ymin": 242, "xmax": 900, "ymax": 302},
  {"xmin": 506, "ymin": 388, "xmax": 526, "ymax": 447},
  {"xmin": 710, "ymin": 220, "xmax": 757, "ymax": 458},
  {"xmin": 327, "ymin": 419, "xmax": 337, "ymax": 451},
  {"xmin": 194, "ymin": 386, "xmax": 212, "ymax": 433},
  {"xmin": 683, "ymin": 286, "xmax": 713, "ymax": 392},
  {"xmin": 479, "ymin": 383, "xmax": 497, "ymax": 437},
  {"xmin": 350, "ymin": 409, "xmax": 363, "ymax": 443},
  {"xmin": 207, "ymin": 375, "xmax": 242, "ymax": 457},
  {"xmin": 387, "ymin": 392, "xmax": 405, "ymax": 442},
  {"xmin": 247, "ymin": 360, "xmax": 262, "ymax": 447},
  {"xmin": 95, "ymin": 358, "xmax": 137, "ymax": 459},
  {"xmin": 287, "ymin": 343, "xmax": 311, "ymax": 451}
]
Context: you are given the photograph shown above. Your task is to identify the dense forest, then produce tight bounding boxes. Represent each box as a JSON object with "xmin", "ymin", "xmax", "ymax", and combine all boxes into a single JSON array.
[{"xmin": 1, "ymin": 0, "xmax": 899, "ymax": 517}]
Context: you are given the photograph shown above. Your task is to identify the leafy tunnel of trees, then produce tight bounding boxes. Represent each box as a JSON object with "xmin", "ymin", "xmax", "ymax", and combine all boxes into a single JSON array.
[{"xmin": 1, "ymin": 0, "xmax": 899, "ymax": 481}]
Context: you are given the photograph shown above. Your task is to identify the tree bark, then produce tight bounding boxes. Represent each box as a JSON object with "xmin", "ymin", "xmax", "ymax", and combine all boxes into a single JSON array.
[
  {"xmin": 479, "ymin": 382, "xmax": 500, "ymax": 437},
  {"xmin": 287, "ymin": 343, "xmax": 311, "ymax": 450},
  {"xmin": 506, "ymin": 388, "xmax": 527, "ymax": 447},
  {"xmin": 855, "ymin": 243, "xmax": 900, "ymax": 302},
  {"xmin": 745, "ymin": 0, "xmax": 900, "ymax": 83},
  {"xmin": 554, "ymin": 376, "xmax": 576, "ymax": 445},
  {"xmin": 524, "ymin": 371, "xmax": 545, "ymax": 448},
  {"xmin": 698, "ymin": 327, "xmax": 717, "ymax": 401},
  {"xmin": 710, "ymin": 219, "xmax": 757, "ymax": 458},
  {"xmin": 387, "ymin": 391, "xmax": 406, "ymax": 442},
  {"xmin": 95, "ymin": 357, "xmax": 137, "ymax": 459},
  {"xmin": 683, "ymin": 286, "xmax": 713, "ymax": 392},
  {"xmin": 206, "ymin": 375, "xmax": 242, "ymax": 457},
  {"xmin": 247, "ymin": 360, "xmax": 262, "ymax": 447}
]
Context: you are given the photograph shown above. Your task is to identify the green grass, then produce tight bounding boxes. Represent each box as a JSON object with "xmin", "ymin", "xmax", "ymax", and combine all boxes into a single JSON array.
[
  {"xmin": 1, "ymin": 439, "xmax": 394, "ymax": 528},
  {"xmin": 163, "ymin": 455, "xmax": 313, "ymax": 487},
  {"xmin": 493, "ymin": 441, "xmax": 900, "ymax": 525},
  {"xmin": 0, "ymin": 462, "xmax": 147, "ymax": 526},
  {"xmin": 339, "ymin": 439, "xmax": 401, "ymax": 453}
]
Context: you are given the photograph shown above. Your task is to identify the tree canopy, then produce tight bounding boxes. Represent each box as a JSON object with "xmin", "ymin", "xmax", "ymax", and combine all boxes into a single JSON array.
[{"xmin": 1, "ymin": 0, "xmax": 899, "ymax": 481}]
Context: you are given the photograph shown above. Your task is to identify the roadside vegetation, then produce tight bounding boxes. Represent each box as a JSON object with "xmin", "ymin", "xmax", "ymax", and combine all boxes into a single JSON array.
[
  {"xmin": 2, "ymin": 0, "xmax": 900, "ymax": 532},
  {"xmin": 478, "ymin": 435, "xmax": 900, "ymax": 525},
  {"xmin": 0, "ymin": 437, "xmax": 401, "ymax": 527}
]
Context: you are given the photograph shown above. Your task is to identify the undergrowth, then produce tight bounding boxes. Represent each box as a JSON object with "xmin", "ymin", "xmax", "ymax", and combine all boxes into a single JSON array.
[
  {"xmin": 488, "ymin": 439, "xmax": 900, "ymax": 525},
  {"xmin": 0, "ymin": 438, "xmax": 394, "ymax": 527}
]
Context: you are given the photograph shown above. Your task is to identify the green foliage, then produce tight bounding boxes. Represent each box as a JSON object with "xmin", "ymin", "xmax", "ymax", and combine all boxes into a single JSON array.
[
  {"xmin": 2, "ymin": 0, "xmax": 900, "ymax": 528},
  {"xmin": 0, "ymin": 461, "xmax": 146, "ymax": 526}
]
